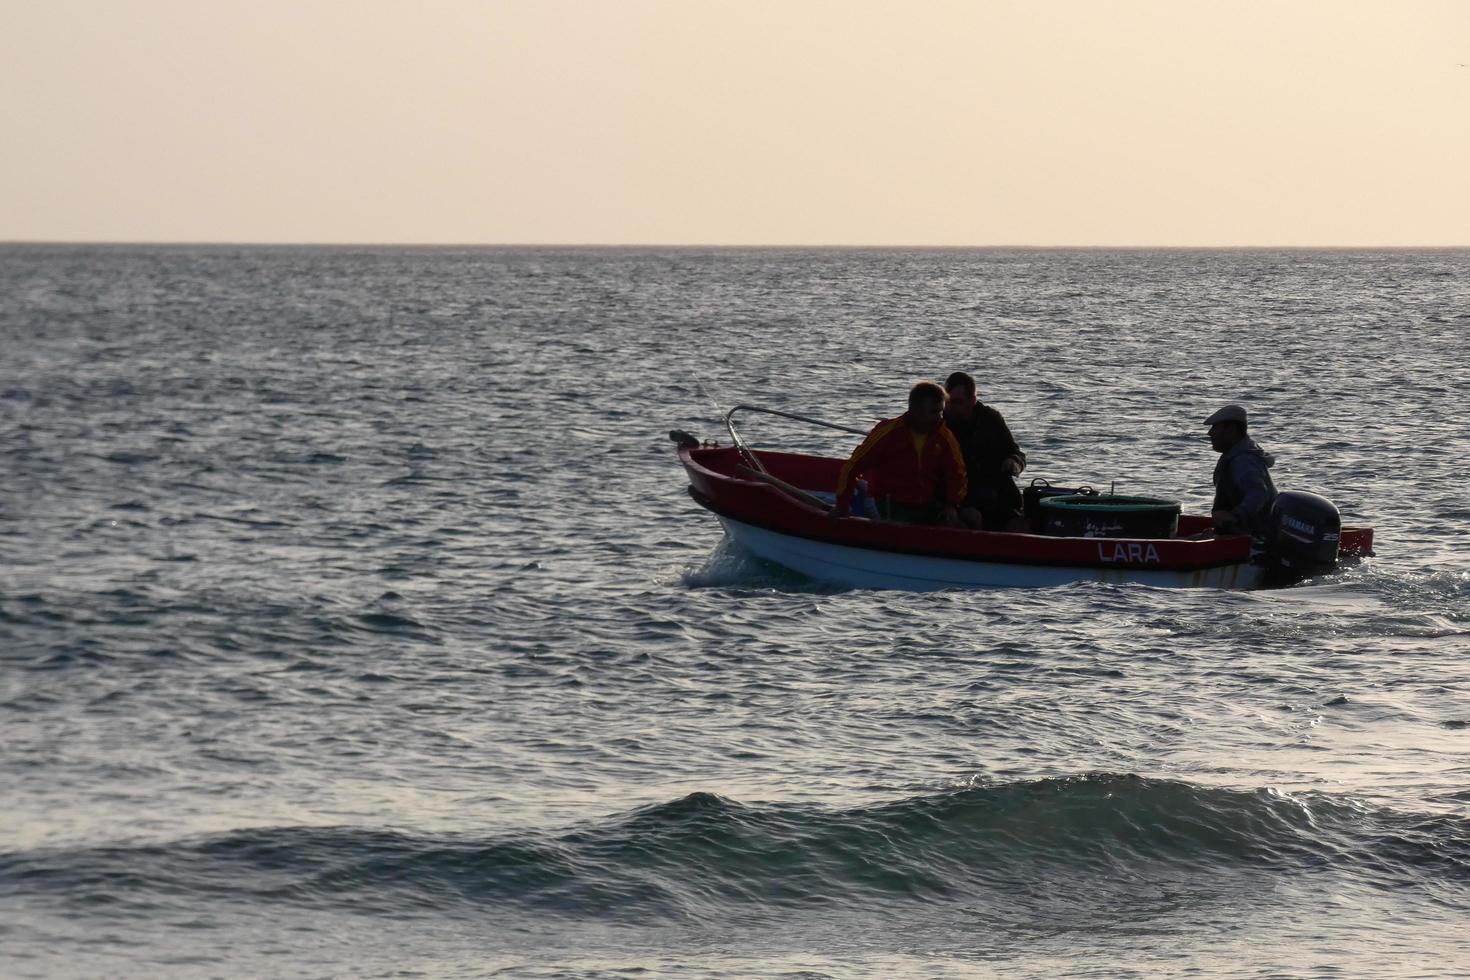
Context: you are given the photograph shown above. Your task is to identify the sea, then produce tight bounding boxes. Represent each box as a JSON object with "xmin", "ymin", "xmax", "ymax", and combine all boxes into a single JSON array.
[{"xmin": 2, "ymin": 244, "xmax": 1468, "ymax": 979}]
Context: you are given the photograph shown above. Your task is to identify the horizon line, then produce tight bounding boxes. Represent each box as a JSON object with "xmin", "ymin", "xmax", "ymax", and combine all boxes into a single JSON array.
[{"xmin": 4, "ymin": 239, "xmax": 1470, "ymax": 251}]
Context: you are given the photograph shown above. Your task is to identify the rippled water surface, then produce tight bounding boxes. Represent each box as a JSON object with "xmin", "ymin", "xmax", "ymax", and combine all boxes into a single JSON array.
[{"xmin": 3, "ymin": 245, "xmax": 1469, "ymax": 978}]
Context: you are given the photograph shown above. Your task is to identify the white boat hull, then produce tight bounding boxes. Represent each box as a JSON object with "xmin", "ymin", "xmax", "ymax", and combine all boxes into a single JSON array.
[{"xmin": 718, "ymin": 516, "xmax": 1265, "ymax": 591}]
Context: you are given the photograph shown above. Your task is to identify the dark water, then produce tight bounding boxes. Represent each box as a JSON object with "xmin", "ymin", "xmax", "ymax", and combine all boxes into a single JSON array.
[{"xmin": 2, "ymin": 244, "xmax": 1469, "ymax": 978}]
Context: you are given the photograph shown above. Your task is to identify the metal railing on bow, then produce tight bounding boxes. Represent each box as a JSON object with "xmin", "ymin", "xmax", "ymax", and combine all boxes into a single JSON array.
[{"xmin": 723, "ymin": 404, "xmax": 868, "ymax": 477}]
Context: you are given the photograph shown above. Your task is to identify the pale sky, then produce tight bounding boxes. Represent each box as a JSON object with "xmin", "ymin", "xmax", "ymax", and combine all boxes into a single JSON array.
[{"xmin": 1, "ymin": 0, "xmax": 1467, "ymax": 246}]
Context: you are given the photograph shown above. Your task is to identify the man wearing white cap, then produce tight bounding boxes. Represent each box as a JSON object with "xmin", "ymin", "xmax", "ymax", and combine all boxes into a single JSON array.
[{"xmin": 1205, "ymin": 403, "xmax": 1278, "ymax": 536}]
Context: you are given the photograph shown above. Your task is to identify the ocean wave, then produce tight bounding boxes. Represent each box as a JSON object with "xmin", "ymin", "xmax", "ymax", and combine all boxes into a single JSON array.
[{"xmin": 5, "ymin": 776, "xmax": 1466, "ymax": 924}]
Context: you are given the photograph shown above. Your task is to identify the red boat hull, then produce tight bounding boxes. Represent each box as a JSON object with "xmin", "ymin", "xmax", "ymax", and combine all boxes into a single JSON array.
[{"xmin": 679, "ymin": 445, "xmax": 1373, "ymax": 587}]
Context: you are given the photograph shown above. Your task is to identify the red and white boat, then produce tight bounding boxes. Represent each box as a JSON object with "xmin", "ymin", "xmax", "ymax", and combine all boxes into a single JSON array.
[{"xmin": 672, "ymin": 406, "xmax": 1374, "ymax": 591}]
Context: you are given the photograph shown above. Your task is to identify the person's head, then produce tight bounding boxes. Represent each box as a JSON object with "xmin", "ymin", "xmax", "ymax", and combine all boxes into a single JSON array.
[
  {"xmin": 1204, "ymin": 404, "xmax": 1248, "ymax": 453},
  {"xmin": 907, "ymin": 381, "xmax": 947, "ymax": 433},
  {"xmin": 944, "ymin": 371, "xmax": 977, "ymax": 420}
]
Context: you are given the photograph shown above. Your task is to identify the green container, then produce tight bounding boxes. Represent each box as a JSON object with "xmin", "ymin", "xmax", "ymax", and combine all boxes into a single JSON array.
[{"xmin": 1038, "ymin": 494, "xmax": 1181, "ymax": 539}]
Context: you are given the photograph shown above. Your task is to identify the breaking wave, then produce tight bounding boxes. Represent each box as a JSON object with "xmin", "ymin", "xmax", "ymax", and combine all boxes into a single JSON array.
[{"xmin": 6, "ymin": 775, "xmax": 1466, "ymax": 925}]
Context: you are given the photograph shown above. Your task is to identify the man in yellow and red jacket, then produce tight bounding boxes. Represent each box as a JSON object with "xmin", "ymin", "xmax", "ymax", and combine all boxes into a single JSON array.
[{"xmin": 830, "ymin": 381, "xmax": 968, "ymax": 525}]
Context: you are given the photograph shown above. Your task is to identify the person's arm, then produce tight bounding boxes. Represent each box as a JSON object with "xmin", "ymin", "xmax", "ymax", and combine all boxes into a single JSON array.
[
  {"xmin": 1228, "ymin": 456, "xmax": 1273, "ymax": 524},
  {"xmin": 937, "ymin": 427, "xmax": 968, "ymax": 507},
  {"xmin": 936, "ymin": 429, "xmax": 966, "ymax": 526},
  {"xmin": 989, "ymin": 409, "xmax": 1026, "ymax": 475},
  {"xmin": 833, "ymin": 419, "xmax": 898, "ymax": 517}
]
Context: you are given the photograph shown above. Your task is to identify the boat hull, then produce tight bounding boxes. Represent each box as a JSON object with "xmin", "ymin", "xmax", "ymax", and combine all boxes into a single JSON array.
[
  {"xmin": 678, "ymin": 444, "xmax": 1372, "ymax": 591},
  {"xmin": 717, "ymin": 514, "xmax": 1266, "ymax": 590}
]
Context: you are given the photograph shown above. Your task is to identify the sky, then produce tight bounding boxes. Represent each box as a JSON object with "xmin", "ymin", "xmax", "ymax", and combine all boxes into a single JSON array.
[{"xmin": 1, "ymin": 0, "xmax": 1467, "ymax": 246}]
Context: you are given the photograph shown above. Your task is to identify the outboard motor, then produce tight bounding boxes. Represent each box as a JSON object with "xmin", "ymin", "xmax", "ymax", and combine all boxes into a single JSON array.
[{"xmin": 1262, "ymin": 490, "xmax": 1341, "ymax": 583}]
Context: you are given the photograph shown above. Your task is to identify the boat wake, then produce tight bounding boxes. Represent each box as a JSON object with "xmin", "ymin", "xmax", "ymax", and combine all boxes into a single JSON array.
[{"xmin": 679, "ymin": 540, "xmax": 839, "ymax": 593}]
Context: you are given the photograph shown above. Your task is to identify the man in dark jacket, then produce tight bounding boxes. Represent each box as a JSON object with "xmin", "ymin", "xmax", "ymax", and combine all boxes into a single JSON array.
[
  {"xmin": 944, "ymin": 371, "xmax": 1027, "ymax": 531},
  {"xmin": 1205, "ymin": 403, "xmax": 1277, "ymax": 536}
]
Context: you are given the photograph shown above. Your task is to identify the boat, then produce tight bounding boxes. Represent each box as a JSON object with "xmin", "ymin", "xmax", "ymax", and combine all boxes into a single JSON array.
[{"xmin": 671, "ymin": 406, "xmax": 1374, "ymax": 591}]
